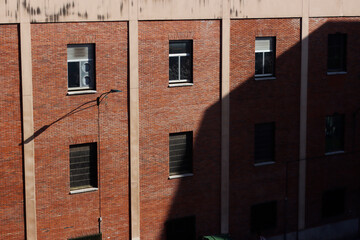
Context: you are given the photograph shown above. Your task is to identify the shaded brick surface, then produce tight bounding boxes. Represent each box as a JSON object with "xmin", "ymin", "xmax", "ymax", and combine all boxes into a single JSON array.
[
  {"xmin": 0, "ymin": 24, "xmax": 25, "ymax": 240},
  {"xmin": 229, "ymin": 18, "xmax": 301, "ymax": 239},
  {"xmin": 306, "ymin": 17, "xmax": 360, "ymax": 229},
  {"xmin": 138, "ymin": 20, "xmax": 221, "ymax": 239}
]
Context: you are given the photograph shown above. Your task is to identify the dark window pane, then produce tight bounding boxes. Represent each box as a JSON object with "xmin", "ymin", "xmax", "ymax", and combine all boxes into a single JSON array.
[
  {"xmin": 166, "ymin": 216, "xmax": 196, "ymax": 240},
  {"xmin": 169, "ymin": 57, "xmax": 179, "ymax": 80},
  {"xmin": 322, "ymin": 188, "xmax": 345, "ymax": 218},
  {"xmin": 68, "ymin": 62, "xmax": 80, "ymax": 88},
  {"xmin": 328, "ymin": 34, "xmax": 347, "ymax": 71},
  {"xmin": 169, "ymin": 41, "xmax": 191, "ymax": 54},
  {"xmin": 264, "ymin": 51, "xmax": 274, "ymax": 75},
  {"xmin": 255, "ymin": 52, "xmax": 263, "ymax": 75},
  {"xmin": 251, "ymin": 201, "xmax": 277, "ymax": 233},
  {"xmin": 68, "ymin": 233, "xmax": 102, "ymax": 240},
  {"xmin": 325, "ymin": 114, "xmax": 344, "ymax": 153},
  {"xmin": 180, "ymin": 56, "xmax": 192, "ymax": 80},
  {"xmin": 254, "ymin": 122, "xmax": 275, "ymax": 163}
]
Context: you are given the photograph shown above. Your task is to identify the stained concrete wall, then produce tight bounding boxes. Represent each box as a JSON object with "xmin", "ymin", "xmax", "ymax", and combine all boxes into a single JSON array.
[{"xmin": 1, "ymin": 0, "xmax": 360, "ymax": 23}]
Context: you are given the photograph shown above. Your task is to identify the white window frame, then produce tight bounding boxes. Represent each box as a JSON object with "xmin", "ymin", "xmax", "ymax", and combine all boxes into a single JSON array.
[
  {"xmin": 169, "ymin": 40, "xmax": 193, "ymax": 85},
  {"xmin": 67, "ymin": 44, "xmax": 95, "ymax": 92},
  {"xmin": 255, "ymin": 37, "xmax": 275, "ymax": 79}
]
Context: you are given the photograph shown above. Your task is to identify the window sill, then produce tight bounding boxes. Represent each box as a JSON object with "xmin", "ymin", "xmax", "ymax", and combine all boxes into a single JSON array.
[
  {"xmin": 168, "ymin": 173, "xmax": 193, "ymax": 179},
  {"xmin": 70, "ymin": 187, "xmax": 98, "ymax": 194},
  {"xmin": 325, "ymin": 151, "xmax": 345, "ymax": 156},
  {"xmin": 168, "ymin": 83, "xmax": 194, "ymax": 88},
  {"xmin": 254, "ymin": 161, "xmax": 275, "ymax": 167},
  {"xmin": 255, "ymin": 76, "xmax": 276, "ymax": 81},
  {"xmin": 67, "ymin": 90, "xmax": 97, "ymax": 96},
  {"xmin": 327, "ymin": 71, "xmax": 347, "ymax": 75}
]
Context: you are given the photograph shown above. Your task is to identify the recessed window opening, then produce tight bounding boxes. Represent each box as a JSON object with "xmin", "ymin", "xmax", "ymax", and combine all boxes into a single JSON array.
[
  {"xmin": 255, "ymin": 37, "xmax": 275, "ymax": 78},
  {"xmin": 169, "ymin": 40, "xmax": 193, "ymax": 84},
  {"xmin": 67, "ymin": 44, "xmax": 95, "ymax": 91},
  {"xmin": 69, "ymin": 143, "xmax": 97, "ymax": 191},
  {"xmin": 169, "ymin": 132, "xmax": 193, "ymax": 176}
]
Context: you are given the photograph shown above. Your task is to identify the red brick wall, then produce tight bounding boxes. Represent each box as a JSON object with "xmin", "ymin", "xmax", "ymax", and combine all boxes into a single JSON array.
[
  {"xmin": 230, "ymin": 18, "xmax": 301, "ymax": 239},
  {"xmin": 31, "ymin": 22, "xmax": 129, "ymax": 240},
  {"xmin": 138, "ymin": 20, "xmax": 221, "ymax": 239},
  {"xmin": 306, "ymin": 17, "xmax": 360, "ymax": 228},
  {"xmin": 0, "ymin": 24, "xmax": 25, "ymax": 240}
]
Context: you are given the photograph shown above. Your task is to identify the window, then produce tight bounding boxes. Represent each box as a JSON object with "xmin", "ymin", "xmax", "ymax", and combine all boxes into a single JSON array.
[
  {"xmin": 327, "ymin": 33, "xmax": 347, "ymax": 73},
  {"xmin": 251, "ymin": 201, "xmax": 277, "ymax": 233},
  {"xmin": 67, "ymin": 44, "xmax": 95, "ymax": 91},
  {"xmin": 254, "ymin": 122, "xmax": 275, "ymax": 164},
  {"xmin": 169, "ymin": 132, "xmax": 193, "ymax": 176},
  {"xmin": 255, "ymin": 37, "xmax": 275, "ymax": 78},
  {"xmin": 325, "ymin": 114, "xmax": 344, "ymax": 153},
  {"xmin": 169, "ymin": 40, "xmax": 193, "ymax": 85},
  {"xmin": 68, "ymin": 233, "xmax": 102, "ymax": 240},
  {"xmin": 322, "ymin": 188, "xmax": 345, "ymax": 218},
  {"xmin": 70, "ymin": 143, "xmax": 97, "ymax": 190},
  {"xmin": 166, "ymin": 216, "xmax": 196, "ymax": 240}
]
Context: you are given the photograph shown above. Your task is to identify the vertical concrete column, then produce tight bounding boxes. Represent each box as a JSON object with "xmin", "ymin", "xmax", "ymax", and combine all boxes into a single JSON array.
[
  {"xmin": 129, "ymin": 0, "xmax": 140, "ymax": 239},
  {"xmin": 20, "ymin": 21, "xmax": 37, "ymax": 240},
  {"xmin": 221, "ymin": 0, "xmax": 230, "ymax": 234},
  {"xmin": 298, "ymin": 0, "xmax": 309, "ymax": 233}
]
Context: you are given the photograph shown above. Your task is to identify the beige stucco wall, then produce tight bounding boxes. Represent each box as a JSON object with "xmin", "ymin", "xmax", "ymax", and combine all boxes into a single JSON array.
[
  {"xmin": 309, "ymin": 0, "xmax": 360, "ymax": 17},
  {"xmin": 230, "ymin": 0, "xmax": 302, "ymax": 18},
  {"xmin": 0, "ymin": 0, "xmax": 129, "ymax": 23},
  {"xmin": 2, "ymin": 0, "xmax": 360, "ymax": 24}
]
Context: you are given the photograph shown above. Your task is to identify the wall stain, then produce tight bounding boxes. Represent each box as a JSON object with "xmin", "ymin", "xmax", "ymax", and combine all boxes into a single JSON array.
[
  {"xmin": 44, "ymin": 2, "xmax": 75, "ymax": 22},
  {"xmin": 97, "ymin": 14, "xmax": 105, "ymax": 20},
  {"xmin": 19, "ymin": 1, "xmax": 95, "ymax": 22}
]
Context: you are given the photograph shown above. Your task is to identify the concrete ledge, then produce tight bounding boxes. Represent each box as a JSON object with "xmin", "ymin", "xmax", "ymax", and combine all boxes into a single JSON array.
[
  {"xmin": 168, "ymin": 173, "xmax": 194, "ymax": 179},
  {"xmin": 67, "ymin": 90, "xmax": 97, "ymax": 95},
  {"xmin": 70, "ymin": 187, "xmax": 98, "ymax": 194}
]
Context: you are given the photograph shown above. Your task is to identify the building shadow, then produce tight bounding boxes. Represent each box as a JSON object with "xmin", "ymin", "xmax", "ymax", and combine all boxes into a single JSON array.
[{"xmin": 157, "ymin": 19, "xmax": 360, "ymax": 240}]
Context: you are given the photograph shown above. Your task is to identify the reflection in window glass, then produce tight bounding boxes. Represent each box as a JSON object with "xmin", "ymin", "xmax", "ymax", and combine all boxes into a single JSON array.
[
  {"xmin": 325, "ymin": 114, "xmax": 344, "ymax": 153},
  {"xmin": 169, "ymin": 40, "xmax": 193, "ymax": 84}
]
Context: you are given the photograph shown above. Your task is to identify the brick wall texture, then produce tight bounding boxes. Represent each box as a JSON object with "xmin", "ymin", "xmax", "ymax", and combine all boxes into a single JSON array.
[
  {"xmin": 229, "ymin": 18, "xmax": 301, "ymax": 239},
  {"xmin": 0, "ymin": 24, "xmax": 25, "ymax": 240},
  {"xmin": 30, "ymin": 22, "xmax": 129, "ymax": 240},
  {"xmin": 306, "ymin": 17, "xmax": 360, "ymax": 228},
  {"xmin": 1, "ymin": 17, "xmax": 360, "ymax": 240},
  {"xmin": 138, "ymin": 20, "xmax": 222, "ymax": 239}
]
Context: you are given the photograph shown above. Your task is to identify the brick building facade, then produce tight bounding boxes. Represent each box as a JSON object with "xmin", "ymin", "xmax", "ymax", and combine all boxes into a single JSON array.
[{"xmin": 0, "ymin": 0, "xmax": 359, "ymax": 240}]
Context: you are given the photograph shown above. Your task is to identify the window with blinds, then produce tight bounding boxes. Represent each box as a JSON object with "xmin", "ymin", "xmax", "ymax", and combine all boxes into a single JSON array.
[
  {"xmin": 254, "ymin": 122, "xmax": 275, "ymax": 164},
  {"xmin": 327, "ymin": 33, "xmax": 347, "ymax": 73},
  {"xmin": 169, "ymin": 132, "xmax": 193, "ymax": 176},
  {"xmin": 255, "ymin": 37, "xmax": 275, "ymax": 78},
  {"xmin": 67, "ymin": 44, "xmax": 95, "ymax": 91},
  {"xmin": 70, "ymin": 143, "xmax": 97, "ymax": 190}
]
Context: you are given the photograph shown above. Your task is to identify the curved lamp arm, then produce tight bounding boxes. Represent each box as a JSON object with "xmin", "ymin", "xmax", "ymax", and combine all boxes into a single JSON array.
[{"xmin": 97, "ymin": 89, "xmax": 122, "ymax": 106}]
